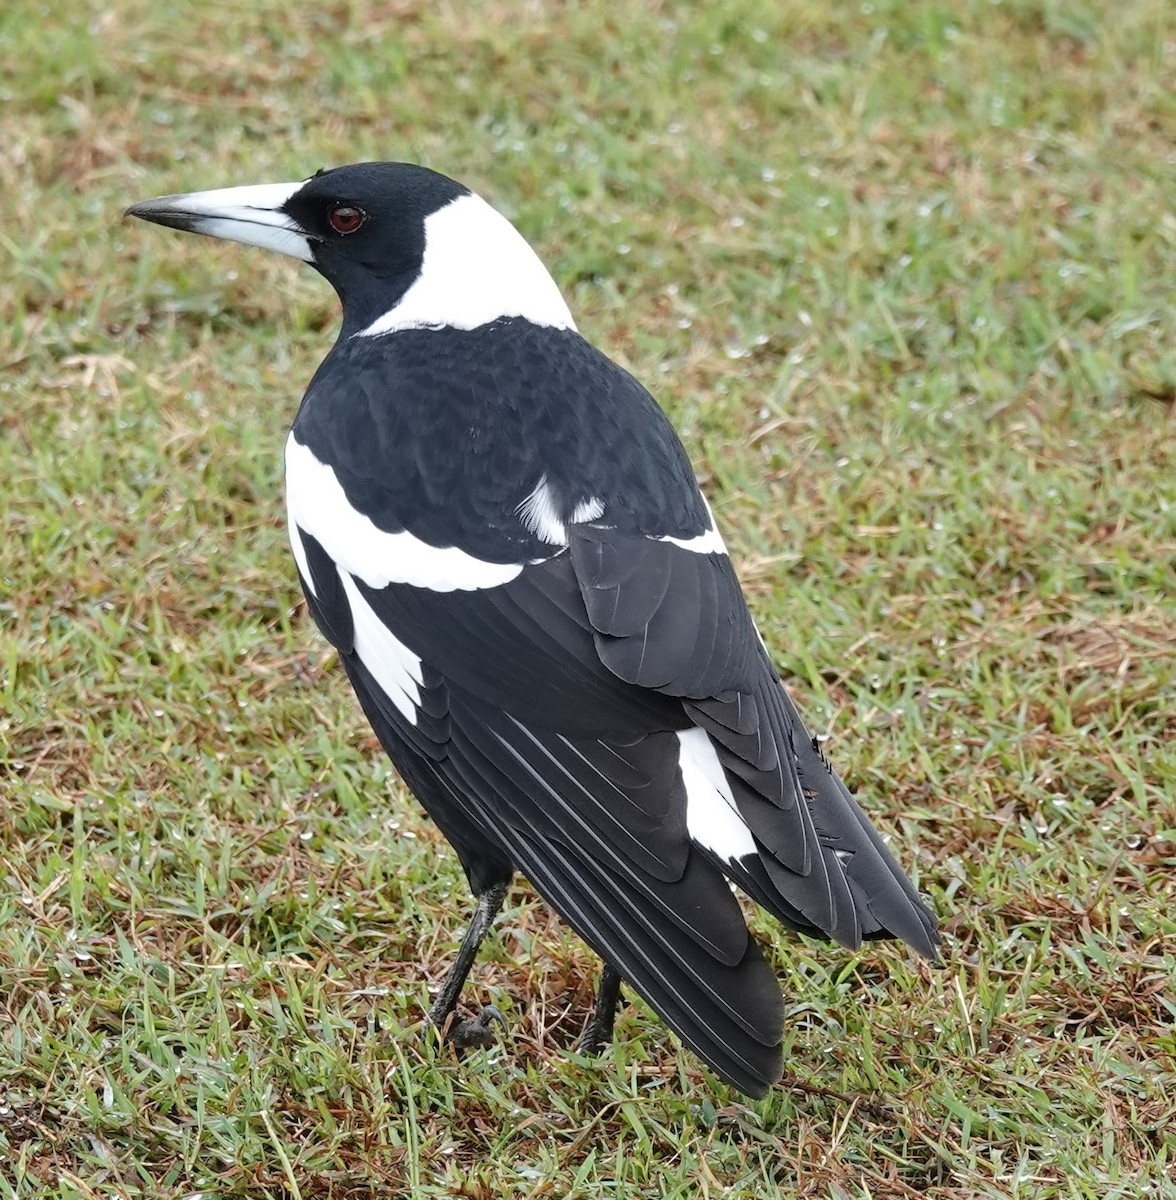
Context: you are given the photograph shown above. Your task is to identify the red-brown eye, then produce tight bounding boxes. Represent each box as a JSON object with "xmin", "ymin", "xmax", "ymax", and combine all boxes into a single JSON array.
[{"xmin": 327, "ymin": 205, "xmax": 366, "ymax": 234}]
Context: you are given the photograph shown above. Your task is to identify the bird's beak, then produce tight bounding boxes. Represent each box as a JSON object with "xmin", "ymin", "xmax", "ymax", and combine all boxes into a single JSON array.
[{"xmin": 125, "ymin": 180, "xmax": 314, "ymax": 263}]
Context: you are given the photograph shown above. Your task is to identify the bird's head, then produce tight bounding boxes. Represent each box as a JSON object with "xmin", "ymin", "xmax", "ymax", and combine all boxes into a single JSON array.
[{"xmin": 126, "ymin": 161, "xmax": 574, "ymax": 337}]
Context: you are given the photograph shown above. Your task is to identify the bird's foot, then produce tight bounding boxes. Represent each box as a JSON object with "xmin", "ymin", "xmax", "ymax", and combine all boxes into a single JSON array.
[
  {"xmin": 438, "ymin": 1004, "xmax": 506, "ymax": 1050},
  {"xmin": 579, "ymin": 1004, "xmax": 617, "ymax": 1057},
  {"xmin": 578, "ymin": 1020, "xmax": 609, "ymax": 1057},
  {"xmin": 579, "ymin": 964, "xmax": 623, "ymax": 1056}
]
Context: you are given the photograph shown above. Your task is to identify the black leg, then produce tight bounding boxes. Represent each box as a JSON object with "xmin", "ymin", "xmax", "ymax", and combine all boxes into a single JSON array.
[
  {"xmin": 427, "ymin": 877, "xmax": 509, "ymax": 1049},
  {"xmin": 580, "ymin": 962, "xmax": 624, "ymax": 1055}
]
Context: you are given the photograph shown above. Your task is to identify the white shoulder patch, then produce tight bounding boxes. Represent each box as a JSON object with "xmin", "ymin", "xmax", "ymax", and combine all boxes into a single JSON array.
[
  {"xmin": 285, "ymin": 435, "xmax": 525, "ymax": 592},
  {"xmin": 356, "ymin": 193, "xmax": 576, "ymax": 337},
  {"xmin": 678, "ymin": 727, "xmax": 756, "ymax": 861}
]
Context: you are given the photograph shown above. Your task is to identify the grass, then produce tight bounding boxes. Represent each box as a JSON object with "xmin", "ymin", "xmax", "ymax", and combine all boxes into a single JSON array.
[{"xmin": 2, "ymin": 0, "xmax": 1175, "ymax": 1194}]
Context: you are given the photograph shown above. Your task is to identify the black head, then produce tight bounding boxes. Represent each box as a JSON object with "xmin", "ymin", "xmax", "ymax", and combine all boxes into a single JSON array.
[
  {"xmin": 126, "ymin": 161, "xmax": 573, "ymax": 337},
  {"xmin": 280, "ymin": 163, "xmax": 468, "ymax": 316}
]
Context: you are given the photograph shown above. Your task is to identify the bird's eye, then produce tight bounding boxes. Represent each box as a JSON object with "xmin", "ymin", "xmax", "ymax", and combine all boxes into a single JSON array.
[{"xmin": 327, "ymin": 205, "xmax": 366, "ymax": 235}]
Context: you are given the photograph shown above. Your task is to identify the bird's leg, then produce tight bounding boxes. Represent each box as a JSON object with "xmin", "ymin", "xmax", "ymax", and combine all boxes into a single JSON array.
[
  {"xmin": 427, "ymin": 877, "xmax": 509, "ymax": 1049},
  {"xmin": 579, "ymin": 962, "xmax": 624, "ymax": 1055}
]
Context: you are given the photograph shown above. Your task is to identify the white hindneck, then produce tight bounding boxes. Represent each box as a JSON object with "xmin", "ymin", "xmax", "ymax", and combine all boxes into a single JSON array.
[{"xmin": 356, "ymin": 193, "xmax": 577, "ymax": 337}]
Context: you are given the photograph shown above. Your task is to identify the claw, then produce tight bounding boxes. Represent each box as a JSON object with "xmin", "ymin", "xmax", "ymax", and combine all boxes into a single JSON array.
[{"xmin": 445, "ymin": 1004, "xmax": 506, "ymax": 1050}]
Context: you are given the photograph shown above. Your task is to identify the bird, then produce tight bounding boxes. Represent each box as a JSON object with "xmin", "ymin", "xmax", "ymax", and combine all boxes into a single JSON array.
[{"xmin": 126, "ymin": 162, "xmax": 938, "ymax": 1099}]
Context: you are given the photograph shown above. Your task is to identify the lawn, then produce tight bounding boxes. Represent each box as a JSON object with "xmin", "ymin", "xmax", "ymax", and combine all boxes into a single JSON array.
[{"xmin": 2, "ymin": 0, "xmax": 1175, "ymax": 1196}]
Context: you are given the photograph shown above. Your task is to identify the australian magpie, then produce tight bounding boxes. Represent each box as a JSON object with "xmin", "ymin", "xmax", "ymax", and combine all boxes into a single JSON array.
[{"xmin": 126, "ymin": 162, "xmax": 938, "ymax": 1099}]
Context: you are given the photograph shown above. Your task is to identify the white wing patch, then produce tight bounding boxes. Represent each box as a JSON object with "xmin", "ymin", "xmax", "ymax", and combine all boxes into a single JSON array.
[
  {"xmin": 517, "ymin": 475, "xmax": 566, "ymax": 545},
  {"xmin": 571, "ymin": 496, "xmax": 606, "ymax": 524},
  {"xmin": 337, "ymin": 568, "xmax": 423, "ymax": 725},
  {"xmin": 659, "ymin": 526, "xmax": 727, "ymax": 554},
  {"xmin": 285, "ymin": 435, "xmax": 525, "ymax": 592},
  {"xmin": 517, "ymin": 475, "xmax": 605, "ymax": 546},
  {"xmin": 678, "ymin": 728, "xmax": 756, "ymax": 861},
  {"xmin": 658, "ymin": 496, "xmax": 727, "ymax": 555},
  {"xmin": 288, "ymin": 512, "xmax": 316, "ymax": 596},
  {"xmin": 356, "ymin": 193, "xmax": 576, "ymax": 337}
]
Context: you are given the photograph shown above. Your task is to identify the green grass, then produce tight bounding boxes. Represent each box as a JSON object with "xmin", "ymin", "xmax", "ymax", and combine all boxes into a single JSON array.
[{"xmin": 3, "ymin": 0, "xmax": 1175, "ymax": 1195}]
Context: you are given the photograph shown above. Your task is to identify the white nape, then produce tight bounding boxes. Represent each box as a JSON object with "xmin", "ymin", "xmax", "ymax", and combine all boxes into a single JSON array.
[
  {"xmin": 657, "ymin": 494, "xmax": 727, "ymax": 555},
  {"xmin": 285, "ymin": 435, "xmax": 525, "ymax": 592},
  {"xmin": 356, "ymin": 193, "xmax": 576, "ymax": 337},
  {"xmin": 516, "ymin": 475, "xmax": 605, "ymax": 546},
  {"xmin": 142, "ymin": 180, "xmax": 314, "ymax": 262},
  {"xmin": 678, "ymin": 728, "xmax": 756, "ymax": 861},
  {"xmin": 337, "ymin": 568, "xmax": 423, "ymax": 725}
]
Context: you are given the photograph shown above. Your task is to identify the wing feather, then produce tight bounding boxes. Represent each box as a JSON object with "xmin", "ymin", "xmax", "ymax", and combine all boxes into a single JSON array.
[{"xmin": 293, "ymin": 498, "xmax": 936, "ymax": 1093}]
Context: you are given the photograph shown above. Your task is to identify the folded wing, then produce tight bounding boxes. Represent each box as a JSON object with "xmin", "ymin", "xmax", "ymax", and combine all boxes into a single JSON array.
[{"xmin": 290, "ymin": 509, "xmax": 936, "ymax": 1096}]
